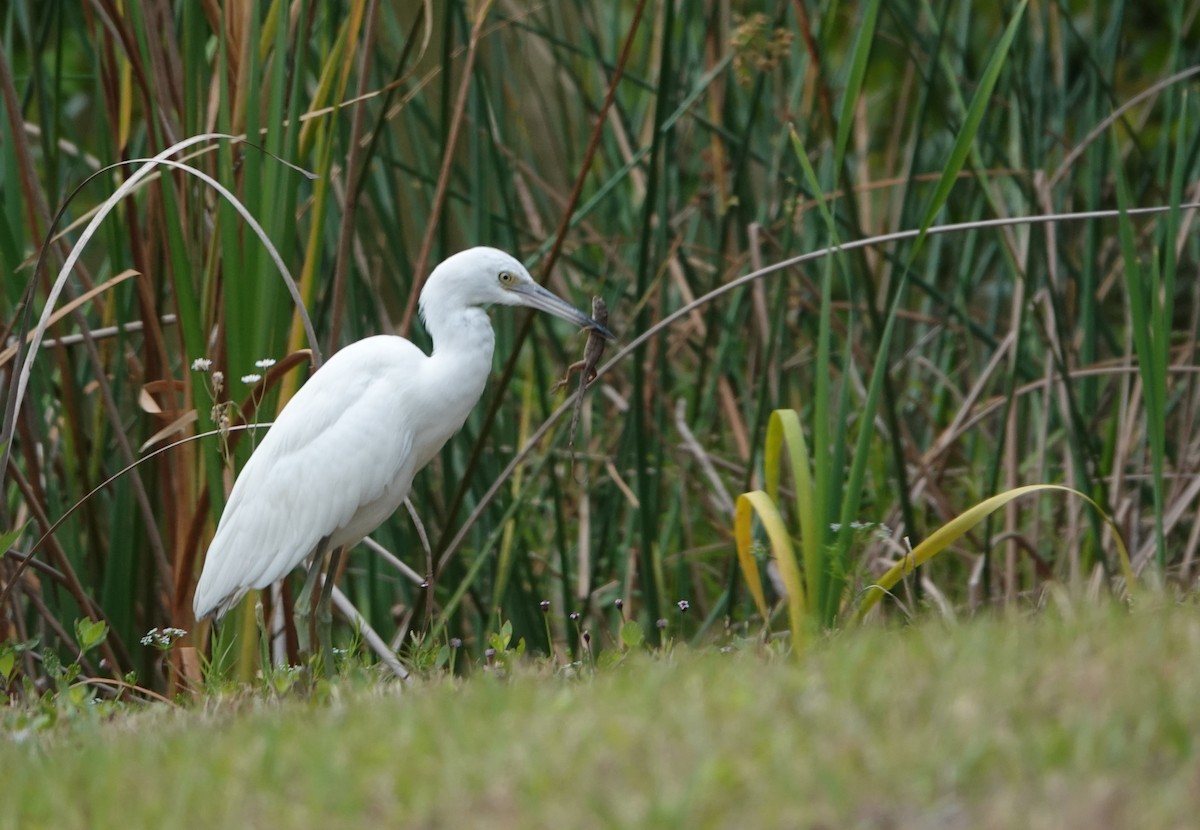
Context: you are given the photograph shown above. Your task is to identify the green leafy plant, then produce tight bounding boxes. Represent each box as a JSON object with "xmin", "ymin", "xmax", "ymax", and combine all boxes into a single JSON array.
[
  {"xmin": 485, "ymin": 619, "xmax": 527, "ymax": 678},
  {"xmin": 2, "ymin": 619, "xmax": 116, "ymax": 732}
]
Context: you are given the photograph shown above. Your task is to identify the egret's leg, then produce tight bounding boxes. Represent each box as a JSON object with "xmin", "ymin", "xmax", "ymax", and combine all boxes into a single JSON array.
[
  {"xmin": 316, "ymin": 546, "xmax": 345, "ymax": 676},
  {"xmin": 294, "ymin": 535, "xmax": 330, "ymax": 659}
]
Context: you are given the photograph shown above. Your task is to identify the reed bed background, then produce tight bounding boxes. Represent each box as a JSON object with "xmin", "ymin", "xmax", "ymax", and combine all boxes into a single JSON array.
[{"xmin": 1, "ymin": 0, "xmax": 1197, "ymax": 691}]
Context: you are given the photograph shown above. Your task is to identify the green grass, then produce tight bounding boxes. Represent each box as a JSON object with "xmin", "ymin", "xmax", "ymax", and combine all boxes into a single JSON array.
[{"xmin": 7, "ymin": 603, "xmax": 1200, "ymax": 829}]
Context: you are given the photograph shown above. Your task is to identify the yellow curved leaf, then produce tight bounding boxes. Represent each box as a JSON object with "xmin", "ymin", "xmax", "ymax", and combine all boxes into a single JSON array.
[
  {"xmin": 854, "ymin": 484, "xmax": 1133, "ymax": 621},
  {"xmin": 734, "ymin": 495, "xmax": 770, "ymax": 622},
  {"xmin": 735, "ymin": 490, "xmax": 807, "ymax": 645}
]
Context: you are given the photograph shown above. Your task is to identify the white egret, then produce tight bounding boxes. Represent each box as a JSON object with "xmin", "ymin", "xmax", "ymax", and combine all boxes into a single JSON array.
[{"xmin": 192, "ymin": 247, "xmax": 613, "ymax": 665}]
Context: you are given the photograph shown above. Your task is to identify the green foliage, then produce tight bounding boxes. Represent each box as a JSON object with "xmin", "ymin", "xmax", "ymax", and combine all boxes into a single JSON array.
[
  {"xmin": 0, "ymin": 522, "xmax": 25, "ymax": 554},
  {"xmin": 0, "ymin": 639, "xmax": 28, "ymax": 688},
  {"xmin": 1, "ymin": 1, "xmax": 1198, "ymax": 695},
  {"xmin": 619, "ymin": 619, "xmax": 645, "ymax": 650},
  {"xmin": 485, "ymin": 618, "xmax": 526, "ymax": 678},
  {"xmin": 73, "ymin": 617, "xmax": 108, "ymax": 656},
  {"xmin": 2, "ymin": 619, "xmax": 118, "ymax": 733}
]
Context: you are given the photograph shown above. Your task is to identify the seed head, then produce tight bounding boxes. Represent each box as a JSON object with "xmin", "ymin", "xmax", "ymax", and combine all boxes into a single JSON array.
[{"xmin": 539, "ymin": 600, "xmax": 550, "ymax": 613}]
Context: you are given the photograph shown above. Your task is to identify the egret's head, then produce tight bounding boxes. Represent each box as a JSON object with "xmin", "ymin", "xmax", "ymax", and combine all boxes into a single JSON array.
[{"xmin": 420, "ymin": 247, "xmax": 614, "ymax": 339}]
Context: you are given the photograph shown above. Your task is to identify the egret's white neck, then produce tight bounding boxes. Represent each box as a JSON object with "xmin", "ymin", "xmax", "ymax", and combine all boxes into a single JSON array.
[
  {"xmin": 418, "ymin": 289, "xmax": 496, "ymax": 422},
  {"xmin": 423, "ymin": 304, "xmax": 495, "ymax": 363}
]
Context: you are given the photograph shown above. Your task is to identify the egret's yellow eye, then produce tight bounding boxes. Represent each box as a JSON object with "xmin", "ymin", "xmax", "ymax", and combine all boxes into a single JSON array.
[{"xmin": 498, "ymin": 271, "xmax": 517, "ymax": 287}]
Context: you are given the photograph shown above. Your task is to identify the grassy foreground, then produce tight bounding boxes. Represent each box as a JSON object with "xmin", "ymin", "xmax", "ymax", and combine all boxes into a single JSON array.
[{"xmin": 6, "ymin": 604, "xmax": 1200, "ymax": 829}]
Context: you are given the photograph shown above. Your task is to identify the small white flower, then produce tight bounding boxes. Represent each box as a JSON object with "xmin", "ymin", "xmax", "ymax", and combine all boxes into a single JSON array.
[
  {"xmin": 254, "ymin": 358, "xmax": 276, "ymax": 369},
  {"xmin": 241, "ymin": 373, "xmax": 262, "ymax": 385},
  {"xmin": 191, "ymin": 358, "xmax": 212, "ymax": 372},
  {"xmin": 140, "ymin": 626, "xmax": 186, "ymax": 649}
]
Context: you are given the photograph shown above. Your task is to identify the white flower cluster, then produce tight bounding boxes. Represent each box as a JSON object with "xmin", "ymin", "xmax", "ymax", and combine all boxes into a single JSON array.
[
  {"xmin": 140, "ymin": 627, "xmax": 187, "ymax": 648},
  {"xmin": 192, "ymin": 356, "xmax": 276, "ymax": 386}
]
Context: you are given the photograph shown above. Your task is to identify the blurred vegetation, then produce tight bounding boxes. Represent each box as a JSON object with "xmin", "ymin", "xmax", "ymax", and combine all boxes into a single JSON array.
[{"xmin": 1, "ymin": 0, "xmax": 1197, "ymax": 693}]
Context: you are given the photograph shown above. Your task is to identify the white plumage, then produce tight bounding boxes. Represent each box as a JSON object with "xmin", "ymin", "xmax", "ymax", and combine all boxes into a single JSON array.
[{"xmin": 192, "ymin": 247, "xmax": 611, "ymax": 620}]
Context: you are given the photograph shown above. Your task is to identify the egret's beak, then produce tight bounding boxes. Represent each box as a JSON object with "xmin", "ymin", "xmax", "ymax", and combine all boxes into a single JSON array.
[{"xmin": 512, "ymin": 282, "xmax": 616, "ymax": 341}]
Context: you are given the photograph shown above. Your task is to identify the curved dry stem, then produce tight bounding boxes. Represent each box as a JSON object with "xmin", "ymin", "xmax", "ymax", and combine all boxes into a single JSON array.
[
  {"xmin": 1047, "ymin": 64, "xmax": 1200, "ymax": 189},
  {"xmin": 0, "ymin": 134, "xmax": 320, "ymax": 489}
]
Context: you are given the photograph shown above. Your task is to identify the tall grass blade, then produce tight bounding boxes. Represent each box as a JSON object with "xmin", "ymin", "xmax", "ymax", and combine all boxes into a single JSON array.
[
  {"xmin": 1112, "ymin": 131, "xmax": 1167, "ymax": 574},
  {"xmin": 833, "ymin": 0, "xmax": 881, "ymax": 170},
  {"xmin": 912, "ymin": 0, "xmax": 1028, "ymax": 259}
]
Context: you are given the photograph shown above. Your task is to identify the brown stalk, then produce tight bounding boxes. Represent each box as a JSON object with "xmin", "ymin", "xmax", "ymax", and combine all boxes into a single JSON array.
[
  {"xmin": 147, "ymin": 0, "xmax": 185, "ymax": 123},
  {"xmin": 67, "ymin": 301, "xmax": 176, "ymax": 601},
  {"xmin": 328, "ymin": 0, "xmax": 381, "ymax": 350},
  {"xmin": 790, "ymin": 0, "xmax": 836, "ymax": 141},
  {"xmin": 3, "ymin": 460, "xmax": 127, "ymax": 675},
  {"xmin": 0, "ymin": 44, "xmax": 52, "ymax": 242},
  {"xmin": 88, "ymin": 0, "xmax": 178, "ymax": 147},
  {"xmin": 399, "ymin": 0, "xmax": 497, "ymax": 335}
]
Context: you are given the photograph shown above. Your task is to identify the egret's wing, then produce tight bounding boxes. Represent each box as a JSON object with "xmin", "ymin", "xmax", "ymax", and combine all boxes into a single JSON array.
[{"xmin": 193, "ymin": 337, "xmax": 424, "ymax": 618}]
